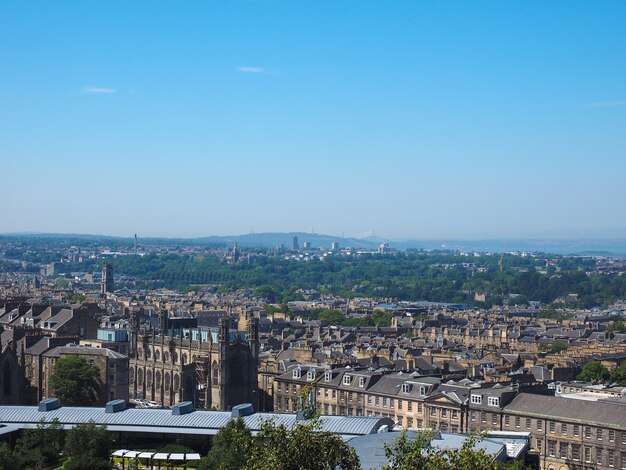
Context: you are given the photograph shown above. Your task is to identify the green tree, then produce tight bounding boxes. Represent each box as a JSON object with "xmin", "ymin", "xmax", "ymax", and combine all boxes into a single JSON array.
[
  {"xmin": 200, "ymin": 418, "xmax": 253, "ymax": 470},
  {"xmin": 610, "ymin": 361, "xmax": 626, "ymax": 385},
  {"xmin": 383, "ymin": 430, "xmax": 500, "ymax": 470},
  {"xmin": 0, "ymin": 442, "xmax": 14, "ymax": 470},
  {"xmin": 577, "ymin": 361, "xmax": 610, "ymax": 383},
  {"xmin": 15, "ymin": 418, "xmax": 64, "ymax": 470},
  {"xmin": 50, "ymin": 355, "xmax": 100, "ymax": 405},
  {"xmin": 244, "ymin": 418, "xmax": 360, "ymax": 470},
  {"xmin": 63, "ymin": 422, "xmax": 111, "ymax": 470},
  {"xmin": 607, "ymin": 320, "xmax": 626, "ymax": 335}
]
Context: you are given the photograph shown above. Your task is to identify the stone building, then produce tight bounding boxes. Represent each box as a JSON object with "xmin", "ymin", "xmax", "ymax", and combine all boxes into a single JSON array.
[
  {"xmin": 129, "ymin": 313, "xmax": 259, "ymax": 410},
  {"xmin": 41, "ymin": 344, "xmax": 129, "ymax": 404}
]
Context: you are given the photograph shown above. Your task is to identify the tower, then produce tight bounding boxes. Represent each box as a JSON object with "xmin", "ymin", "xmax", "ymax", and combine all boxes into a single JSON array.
[
  {"xmin": 101, "ymin": 262, "xmax": 114, "ymax": 296},
  {"xmin": 291, "ymin": 236, "xmax": 299, "ymax": 251},
  {"xmin": 217, "ymin": 318, "xmax": 230, "ymax": 410}
]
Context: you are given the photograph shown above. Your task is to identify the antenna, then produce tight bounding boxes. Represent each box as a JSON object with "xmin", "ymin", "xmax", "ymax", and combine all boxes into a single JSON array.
[{"xmin": 134, "ymin": 234, "xmax": 138, "ymax": 255}]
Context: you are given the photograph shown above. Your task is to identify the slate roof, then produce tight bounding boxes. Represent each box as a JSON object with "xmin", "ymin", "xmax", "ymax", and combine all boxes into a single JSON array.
[{"xmin": 504, "ymin": 393, "xmax": 626, "ymax": 429}]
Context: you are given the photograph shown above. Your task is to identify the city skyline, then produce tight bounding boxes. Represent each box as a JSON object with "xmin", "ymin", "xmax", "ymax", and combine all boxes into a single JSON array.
[{"xmin": 1, "ymin": 1, "xmax": 625, "ymax": 238}]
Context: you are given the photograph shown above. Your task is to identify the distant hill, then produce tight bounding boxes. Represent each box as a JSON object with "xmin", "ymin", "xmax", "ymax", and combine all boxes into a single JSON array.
[{"xmin": 2, "ymin": 232, "xmax": 625, "ymax": 257}]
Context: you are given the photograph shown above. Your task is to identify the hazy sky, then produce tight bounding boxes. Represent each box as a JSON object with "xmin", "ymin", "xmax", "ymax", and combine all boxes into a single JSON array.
[{"xmin": 1, "ymin": 1, "xmax": 625, "ymax": 239}]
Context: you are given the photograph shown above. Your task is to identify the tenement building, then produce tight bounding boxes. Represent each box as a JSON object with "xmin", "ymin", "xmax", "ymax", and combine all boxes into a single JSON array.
[
  {"xmin": 129, "ymin": 313, "xmax": 259, "ymax": 410},
  {"xmin": 502, "ymin": 393, "xmax": 626, "ymax": 470},
  {"xmin": 273, "ymin": 367, "xmax": 626, "ymax": 470}
]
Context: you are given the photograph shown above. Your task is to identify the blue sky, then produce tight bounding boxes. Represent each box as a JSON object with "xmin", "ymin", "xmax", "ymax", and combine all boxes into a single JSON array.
[{"xmin": 1, "ymin": 1, "xmax": 625, "ymax": 239}]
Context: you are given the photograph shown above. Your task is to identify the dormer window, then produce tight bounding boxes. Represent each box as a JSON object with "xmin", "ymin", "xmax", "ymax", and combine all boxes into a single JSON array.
[
  {"xmin": 471, "ymin": 394, "xmax": 482, "ymax": 404},
  {"xmin": 359, "ymin": 377, "xmax": 365, "ymax": 387},
  {"xmin": 343, "ymin": 374, "xmax": 352, "ymax": 385},
  {"xmin": 420, "ymin": 386, "xmax": 426, "ymax": 396},
  {"xmin": 488, "ymin": 397, "xmax": 499, "ymax": 407},
  {"xmin": 325, "ymin": 371, "xmax": 332, "ymax": 381},
  {"xmin": 307, "ymin": 369, "xmax": 316, "ymax": 381},
  {"xmin": 402, "ymin": 383, "xmax": 412, "ymax": 394},
  {"xmin": 293, "ymin": 367, "xmax": 302, "ymax": 379}
]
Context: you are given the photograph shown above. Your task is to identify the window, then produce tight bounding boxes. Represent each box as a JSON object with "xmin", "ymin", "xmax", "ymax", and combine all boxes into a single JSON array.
[
  {"xmin": 597, "ymin": 448, "xmax": 603, "ymax": 465},
  {"xmin": 420, "ymin": 386, "xmax": 426, "ymax": 396},
  {"xmin": 548, "ymin": 440, "xmax": 556, "ymax": 457},
  {"xmin": 574, "ymin": 425, "xmax": 579, "ymax": 436},
  {"xmin": 332, "ymin": 390, "xmax": 336, "ymax": 398},
  {"xmin": 585, "ymin": 446, "xmax": 591, "ymax": 463},
  {"xmin": 430, "ymin": 408, "xmax": 436, "ymax": 417},
  {"xmin": 277, "ymin": 397, "xmax": 282, "ymax": 409},
  {"xmin": 407, "ymin": 401, "xmax": 412, "ymax": 411},
  {"xmin": 359, "ymin": 377, "xmax": 365, "ymax": 387},
  {"xmin": 398, "ymin": 400, "xmax": 402, "ymax": 410},
  {"xmin": 348, "ymin": 392, "xmax": 353, "ymax": 401},
  {"xmin": 452, "ymin": 410, "xmax": 458, "ymax": 419},
  {"xmin": 343, "ymin": 374, "xmax": 351, "ymax": 385},
  {"xmin": 488, "ymin": 397, "xmax": 499, "ymax": 407},
  {"xmin": 598, "ymin": 429, "xmax": 603, "ymax": 441},
  {"xmin": 471, "ymin": 394, "xmax": 482, "ymax": 405},
  {"xmin": 526, "ymin": 418, "xmax": 531, "ymax": 430},
  {"xmin": 390, "ymin": 399, "xmax": 394, "ymax": 409},
  {"xmin": 562, "ymin": 423, "xmax": 567, "ymax": 435},
  {"xmin": 493, "ymin": 414, "xmax": 498, "ymax": 425},
  {"xmin": 559, "ymin": 442, "xmax": 568, "ymax": 459},
  {"xmin": 383, "ymin": 397, "xmax": 387, "ymax": 408},
  {"xmin": 471, "ymin": 411, "xmax": 476, "ymax": 422},
  {"xmin": 622, "ymin": 432, "xmax": 626, "ymax": 445},
  {"xmin": 402, "ymin": 383, "xmax": 411, "ymax": 393},
  {"xmin": 293, "ymin": 368, "xmax": 301, "ymax": 379},
  {"xmin": 609, "ymin": 429, "xmax": 616, "ymax": 442},
  {"xmin": 537, "ymin": 420, "xmax": 543, "ymax": 432},
  {"xmin": 481, "ymin": 412, "xmax": 487, "ymax": 423},
  {"xmin": 324, "ymin": 388, "xmax": 328, "ymax": 397},
  {"xmin": 331, "ymin": 405, "xmax": 336, "ymax": 415},
  {"xmin": 549, "ymin": 421, "xmax": 555, "ymax": 433},
  {"xmin": 608, "ymin": 449, "xmax": 615, "ymax": 468},
  {"xmin": 441, "ymin": 408, "xmax": 447, "ymax": 417},
  {"xmin": 536, "ymin": 439, "xmax": 542, "ymax": 453},
  {"xmin": 340, "ymin": 391, "xmax": 345, "ymax": 400},
  {"xmin": 418, "ymin": 403, "xmax": 423, "ymax": 413},
  {"xmin": 585, "ymin": 427, "xmax": 592, "ymax": 439},
  {"xmin": 367, "ymin": 395, "xmax": 371, "ymax": 404},
  {"xmin": 292, "ymin": 384, "xmax": 297, "ymax": 394},
  {"xmin": 621, "ymin": 452, "xmax": 626, "ymax": 470},
  {"xmin": 515, "ymin": 417, "xmax": 521, "ymax": 428},
  {"xmin": 572, "ymin": 444, "xmax": 580, "ymax": 461},
  {"xmin": 307, "ymin": 369, "xmax": 315, "ymax": 381},
  {"xmin": 325, "ymin": 371, "xmax": 332, "ymax": 381},
  {"xmin": 505, "ymin": 416, "xmax": 510, "ymax": 427}
]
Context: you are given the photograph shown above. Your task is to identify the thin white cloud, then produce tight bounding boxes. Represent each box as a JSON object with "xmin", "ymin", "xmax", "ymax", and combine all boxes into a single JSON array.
[
  {"xmin": 83, "ymin": 86, "xmax": 116, "ymax": 94},
  {"xmin": 587, "ymin": 100, "xmax": 626, "ymax": 107},
  {"xmin": 237, "ymin": 66, "xmax": 265, "ymax": 74}
]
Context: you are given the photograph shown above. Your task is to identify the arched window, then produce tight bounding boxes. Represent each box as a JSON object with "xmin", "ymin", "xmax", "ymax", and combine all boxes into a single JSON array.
[
  {"xmin": 130, "ymin": 366, "xmax": 135, "ymax": 384},
  {"xmin": 146, "ymin": 348, "xmax": 152, "ymax": 359},
  {"xmin": 155, "ymin": 350, "xmax": 161, "ymax": 361},
  {"xmin": 172, "ymin": 351, "xmax": 178, "ymax": 364},
  {"xmin": 156, "ymin": 371, "xmax": 162, "ymax": 388},
  {"xmin": 212, "ymin": 362, "xmax": 219, "ymax": 387},
  {"xmin": 138, "ymin": 368, "xmax": 144, "ymax": 385},
  {"xmin": 174, "ymin": 374, "xmax": 180, "ymax": 391},
  {"xmin": 164, "ymin": 352, "xmax": 170, "ymax": 363},
  {"xmin": 146, "ymin": 371, "xmax": 152, "ymax": 387},
  {"xmin": 181, "ymin": 354, "xmax": 187, "ymax": 365},
  {"xmin": 164, "ymin": 372, "xmax": 171, "ymax": 389}
]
